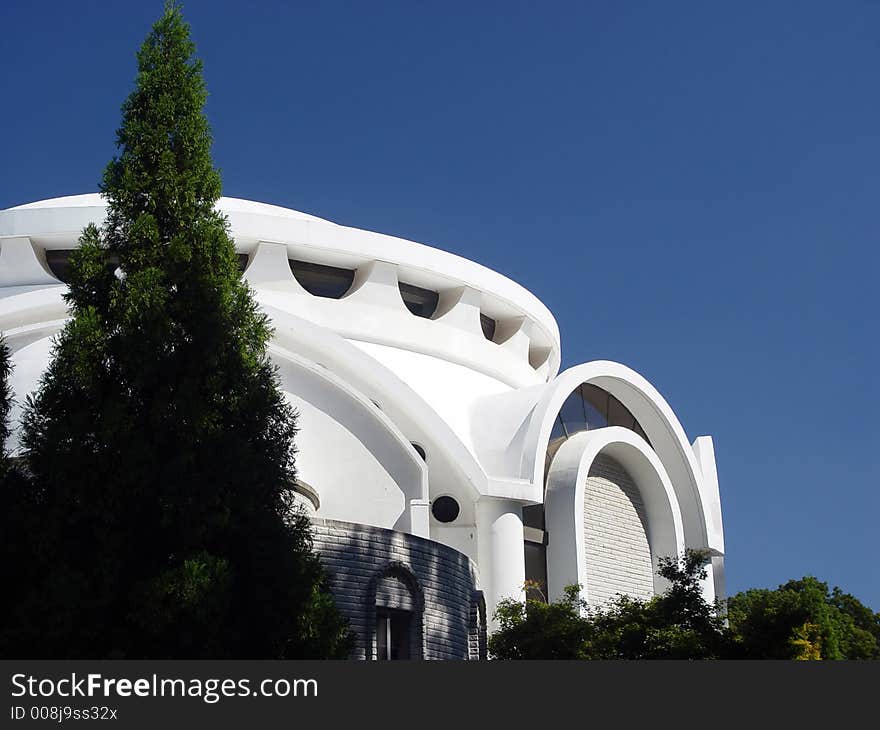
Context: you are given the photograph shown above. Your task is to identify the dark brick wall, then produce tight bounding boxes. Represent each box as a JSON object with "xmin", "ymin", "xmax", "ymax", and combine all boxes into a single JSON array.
[{"xmin": 311, "ymin": 518, "xmax": 485, "ymax": 660}]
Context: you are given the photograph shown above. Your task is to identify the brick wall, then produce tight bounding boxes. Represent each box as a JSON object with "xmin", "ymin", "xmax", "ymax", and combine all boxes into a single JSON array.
[
  {"xmin": 583, "ymin": 454, "xmax": 654, "ymax": 605},
  {"xmin": 310, "ymin": 518, "xmax": 484, "ymax": 660}
]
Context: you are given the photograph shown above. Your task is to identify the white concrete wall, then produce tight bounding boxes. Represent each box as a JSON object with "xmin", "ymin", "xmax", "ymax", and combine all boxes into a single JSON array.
[
  {"xmin": 285, "ymin": 392, "xmax": 406, "ymax": 530},
  {"xmin": 6, "ymin": 335, "xmax": 54, "ymax": 454}
]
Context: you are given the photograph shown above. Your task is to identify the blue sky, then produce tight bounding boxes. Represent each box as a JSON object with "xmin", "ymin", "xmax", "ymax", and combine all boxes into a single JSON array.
[{"xmin": 2, "ymin": 1, "xmax": 877, "ymax": 609}]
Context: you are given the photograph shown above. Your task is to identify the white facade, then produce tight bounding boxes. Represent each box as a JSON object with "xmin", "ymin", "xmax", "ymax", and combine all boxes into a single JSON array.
[{"xmin": 0, "ymin": 194, "xmax": 725, "ymax": 629}]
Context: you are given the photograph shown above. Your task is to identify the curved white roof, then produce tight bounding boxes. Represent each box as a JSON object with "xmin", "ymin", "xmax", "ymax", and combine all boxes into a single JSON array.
[
  {"xmin": 8, "ymin": 193, "xmax": 328, "ymax": 222},
  {"xmin": 0, "ymin": 193, "xmax": 562, "ymax": 369}
]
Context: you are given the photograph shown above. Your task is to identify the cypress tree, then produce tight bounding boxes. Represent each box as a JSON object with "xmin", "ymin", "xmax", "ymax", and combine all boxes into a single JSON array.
[
  {"xmin": 0, "ymin": 338, "xmax": 46, "ymax": 654},
  {"xmin": 13, "ymin": 2, "xmax": 351, "ymax": 658}
]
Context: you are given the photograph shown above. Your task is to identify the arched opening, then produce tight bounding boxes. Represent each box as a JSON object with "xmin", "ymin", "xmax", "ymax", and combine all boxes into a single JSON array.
[
  {"xmin": 369, "ymin": 564, "xmax": 423, "ymax": 660},
  {"xmin": 520, "ymin": 361, "xmax": 716, "ymax": 556},
  {"xmin": 479, "ymin": 313, "xmax": 496, "ymax": 341},
  {"xmin": 44, "ymin": 249, "xmax": 120, "ymax": 283},
  {"xmin": 398, "ymin": 281, "xmax": 439, "ymax": 318},
  {"xmin": 545, "ymin": 383, "xmax": 651, "ymax": 475},
  {"xmin": 583, "ymin": 454, "xmax": 653, "ymax": 605},
  {"xmin": 523, "ymin": 382, "xmax": 655, "ymax": 600},
  {"xmin": 543, "ymin": 429, "xmax": 684, "ymax": 603},
  {"xmin": 289, "ymin": 259, "xmax": 355, "ymax": 298},
  {"xmin": 45, "ymin": 249, "xmax": 76, "ymax": 282},
  {"xmin": 411, "ymin": 442, "xmax": 426, "ymax": 460}
]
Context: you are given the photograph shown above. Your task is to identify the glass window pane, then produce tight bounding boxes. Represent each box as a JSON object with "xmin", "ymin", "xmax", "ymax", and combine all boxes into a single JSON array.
[
  {"xmin": 608, "ymin": 394, "xmax": 636, "ymax": 429},
  {"xmin": 578, "ymin": 384, "xmax": 607, "ymax": 430},
  {"xmin": 290, "ymin": 260, "xmax": 355, "ymax": 298},
  {"xmin": 46, "ymin": 249, "xmax": 120, "ymax": 283},
  {"xmin": 550, "ymin": 414, "xmax": 566, "ymax": 441},
  {"xmin": 45, "ymin": 249, "xmax": 75, "ymax": 282},
  {"xmin": 524, "ymin": 542, "xmax": 548, "ymax": 602},
  {"xmin": 399, "ymin": 282, "xmax": 439, "ymax": 318},
  {"xmin": 377, "ymin": 608, "xmax": 412, "ymax": 660},
  {"xmin": 558, "ymin": 391, "xmax": 587, "ymax": 435},
  {"xmin": 543, "ymin": 384, "xmax": 655, "ymax": 484},
  {"xmin": 390, "ymin": 611, "xmax": 411, "ymax": 660},
  {"xmin": 376, "ymin": 613, "xmax": 389, "ymax": 660},
  {"xmin": 480, "ymin": 313, "xmax": 496, "ymax": 341},
  {"xmin": 522, "ymin": 504, "xmax": 545, "ymax": 531},
  {"xmin": 431, "ymin": 496, "xmax": 460, "ymax": 523},
  {"xmin": 582, "ymin": 384, "xmax": 609, "ymax": 422}
]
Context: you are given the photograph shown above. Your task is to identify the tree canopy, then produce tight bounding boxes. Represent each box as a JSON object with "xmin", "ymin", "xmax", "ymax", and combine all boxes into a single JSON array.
[
  {"xmin": 0, "ymin": 2, "xmax": 351, "ymax": 659},
  {"xmin": 489, "ymin": 551, "xmax": 879, "ymax": 660},
  {"xmin": 490, "ymin": 550, "xmax": 730, "ymax": 660},
  {"xmin": 727, "ymin": 577, "xmax": 879, "ymax": 660}
]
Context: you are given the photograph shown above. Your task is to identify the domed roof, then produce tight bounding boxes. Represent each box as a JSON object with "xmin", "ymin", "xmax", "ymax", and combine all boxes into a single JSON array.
[
  {"xmin": 7, "ymin": 193, "xmax": 329, "ymax": 223},
  {"xmin": 0, "ymin": 191, "xmax": 561, "ymax": 372}
]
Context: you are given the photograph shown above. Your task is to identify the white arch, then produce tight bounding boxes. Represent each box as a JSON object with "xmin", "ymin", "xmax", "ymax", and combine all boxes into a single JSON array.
[
  {"xmin": 260, "ymin": 302, "xmax": 490, "ymax": 501},
  {"xmin": 0, "ymin": 297, "xmax": 491, "ymax": 507},
  {"xmin": 522, "ymin": 360, "xmax": 719, "ymax": 551},
  {"xmin": 544, "ymin": 427, "xmax": 685, "ymax": 603},
  {"xmin": 268, "ymin": 343, "xmax": 429, "ymax": 536}
]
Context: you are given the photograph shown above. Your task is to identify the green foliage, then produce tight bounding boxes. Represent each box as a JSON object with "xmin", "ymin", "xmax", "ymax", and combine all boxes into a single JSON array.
[
  {"xmin": 492, "ymin": 556, "xmax": 880, "ymax": 660},
  {"xmin": 0, "ymin": 339, "xmax": 46, "ymax": 652},
  {"xmin": 727, "ymin": 577, "xmax": 880, "ymax": 660},
  {"xmin": 0, "ymin": 337, "xmax": 11, "ymax": 458},
  {"xmin": 790, "ymin": 622, "xmax": 823, "ymax": 660},
  {"xmin": 490, "ymin": 549, "xmax": 732, "ymax": 660},
  {"xmin": 491, "ymin": 585, "xmax": 596, "ymax": 660},
  {"xmin": 0, "ymin": 2, "xmax": 352, "ymax": 658}
]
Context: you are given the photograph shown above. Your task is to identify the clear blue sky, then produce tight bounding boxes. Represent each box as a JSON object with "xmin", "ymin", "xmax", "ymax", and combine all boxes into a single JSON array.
[{"xmin": 2, "ymin": 2, "xmax": 877, "ymax": 608}]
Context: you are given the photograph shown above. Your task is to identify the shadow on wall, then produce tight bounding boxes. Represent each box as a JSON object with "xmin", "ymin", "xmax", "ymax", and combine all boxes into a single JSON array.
[{"xmin": 310, "ymin": 518, "xmax": 486, "ymax": 660}]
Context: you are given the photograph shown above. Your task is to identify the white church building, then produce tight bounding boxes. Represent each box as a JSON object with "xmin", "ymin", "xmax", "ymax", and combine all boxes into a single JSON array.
[{"xmin": 0, "ymin": 194, "xmax": 725, "ymax": 660}]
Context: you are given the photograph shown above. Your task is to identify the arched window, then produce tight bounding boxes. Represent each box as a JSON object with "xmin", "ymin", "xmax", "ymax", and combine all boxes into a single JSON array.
[
  {"xmin": 289, "ymin": 259, "xmax": 355, "ymax": 298},
  {"xmin": 480, "ymin": 313, "xmax": 497, "ymax": 341},
  {"xmin": 45, "ymin": 249, "xmax": 76, "ymax": 282},
  {"xmin": 546, "ymin": 383, "xmax": 650, "ymax": 472},
  {"xmin": 45, "ymin": 249, "xmax": 120, "ymax": 283},
  {"xmin": 398, "ymin": 282, "xmax": 439, "ymax": 318},
  {"xmin": 526, "ymin": 383, "xmax": 654, "ymax": 598},
  {"xmin": 370, "ymin": 564, "xmax": 423, "ymax": 660}
]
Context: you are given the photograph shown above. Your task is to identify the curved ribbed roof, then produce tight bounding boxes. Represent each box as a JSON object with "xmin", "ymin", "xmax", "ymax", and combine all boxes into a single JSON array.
[
  {"xmin": 0, "ymin": 193, "xmax": 562, "ymax": 366},
  {"xmin": 8, "ymin": 193, "xmax": 328, "ymax": 222}
]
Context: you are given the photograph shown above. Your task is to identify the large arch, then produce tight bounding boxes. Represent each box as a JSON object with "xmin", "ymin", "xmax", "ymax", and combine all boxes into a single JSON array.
[
  {"xmin": 259, "ymin": 302, "xmax": 490, "ymax": 502},
  {"xmin": 0, "ymin": 279, "xmax": 494, "ymax": 506},
  {"xmin": 522, "ymin": 361, "xmax": 719, "ymax": 552},
  {"xmin": 269, "ymin": 343, "xmax": 429, "ymax": 535},
  {"xmin": 544, "ymin": 427, "xmax": 685, "ymax": 603}
]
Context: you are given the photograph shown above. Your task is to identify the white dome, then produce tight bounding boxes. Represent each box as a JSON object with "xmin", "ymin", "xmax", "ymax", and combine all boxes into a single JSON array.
[{"xmin": 8, "ymin": 193, "xmax": 328, "ymax": 223}]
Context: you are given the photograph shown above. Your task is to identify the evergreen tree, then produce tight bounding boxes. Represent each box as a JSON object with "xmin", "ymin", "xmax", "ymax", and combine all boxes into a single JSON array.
[
  {"xmin": 0, "ymin": 338, "xmax": 46, "ymax": 654},
  {"xmin": 0, "ymin": 337, "xmax": 12, "ymax": 466},
  {"xmin": 7, "ymin": 2, "xmax": 351, "ymax": 658}
]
